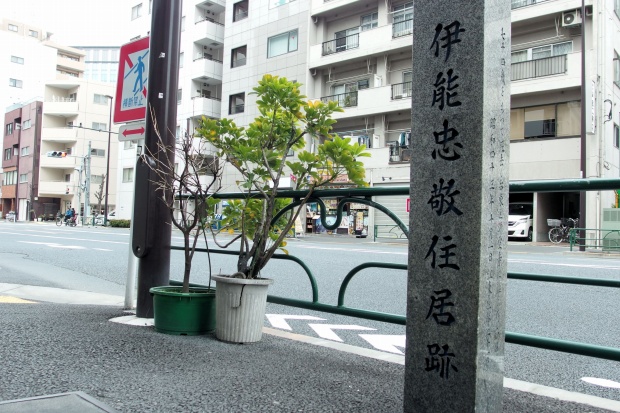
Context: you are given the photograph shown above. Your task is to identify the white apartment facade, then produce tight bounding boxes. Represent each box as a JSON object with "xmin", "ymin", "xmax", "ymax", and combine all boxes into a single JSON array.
[
  {"xmin": 39, "ymin": 78, "xmax": 119, "ymax": 217},
  {"xmin": 2, "ymin": 19, "xmax": 122, "ymax": 220},
  {"xmin": 121, "ymin": 0, "xmax": 620, "ymax": 240}
]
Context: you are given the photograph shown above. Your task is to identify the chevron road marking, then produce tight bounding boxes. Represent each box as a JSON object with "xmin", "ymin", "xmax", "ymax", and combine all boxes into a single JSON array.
[
  {"xmin": 359, "ymin": 334, "xmax": 406, "ymax": 355},
  {"xmin": 308, "ymin": 324, "xmax": 376, "ymax": 342},
  {"xmin": 265, "ymin": 314, "xmax": 326, "ymax": 330}
]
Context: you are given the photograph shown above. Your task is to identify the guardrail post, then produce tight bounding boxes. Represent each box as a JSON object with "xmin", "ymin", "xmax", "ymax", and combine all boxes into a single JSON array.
[{"xmin": 405, "ymin": 2, "xmax": 510, "ymax": 412}]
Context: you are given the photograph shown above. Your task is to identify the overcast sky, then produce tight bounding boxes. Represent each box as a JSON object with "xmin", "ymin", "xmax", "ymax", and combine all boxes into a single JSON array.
[{"xmin": 1, "ymin": 0, "xmax": 128, "ymax": 46}]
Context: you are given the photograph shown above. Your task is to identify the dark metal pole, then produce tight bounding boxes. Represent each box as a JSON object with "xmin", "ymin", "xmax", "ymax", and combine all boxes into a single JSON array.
[
  {"xmin": 579, "ymin": 0, "xmax": 586, "ymax": 251},
  {"xmin": 136, "ymin": 0, "xmax": 182, "ymax": 318},
  {"xmin": 104, "ymin": 95, "xmax": 113, "ymax": 226}
]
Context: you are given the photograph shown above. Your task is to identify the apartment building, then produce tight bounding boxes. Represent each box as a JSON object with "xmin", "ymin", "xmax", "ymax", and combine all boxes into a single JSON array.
[
  {"xmin": 121, "ymin": 1, "xmax": 620, "ymax": 240},
  {"xmin": 76, "ymin": 46, "xmax": 121, "ymax": 84},
  {"xmin": 120, "ymin": 0, "xmax": 226, "ymax": 219},
  {"xmin": 2, "ymin": 77, "xmax": 119, "ymax": 220}
]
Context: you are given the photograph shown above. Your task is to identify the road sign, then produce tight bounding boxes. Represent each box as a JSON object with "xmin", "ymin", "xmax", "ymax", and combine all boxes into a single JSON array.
[
  {"xmin": 119, "ymin": 122, "xmax": 146, "ymax": 142},
  {"xmin": 114, "ymin": 37, "xmax": 150, "ymax": 124}
]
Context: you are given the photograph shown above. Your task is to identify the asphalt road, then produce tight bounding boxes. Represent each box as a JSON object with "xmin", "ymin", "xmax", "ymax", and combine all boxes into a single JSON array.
[{"xmin": 1, "ymin": 221, "xmax": 620, "ymax": 403}]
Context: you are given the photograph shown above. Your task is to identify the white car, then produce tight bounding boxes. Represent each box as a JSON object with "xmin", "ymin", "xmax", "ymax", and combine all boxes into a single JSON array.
[
  {"xmin": 508, "ymin": 203, "xmax": 533, "ymax": 241},
  {"xmin": 95, "ymin": 210, "xmax": 116, "ymax": 226}
]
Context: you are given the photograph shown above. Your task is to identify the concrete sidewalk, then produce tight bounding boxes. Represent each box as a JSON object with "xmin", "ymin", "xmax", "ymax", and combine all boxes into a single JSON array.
[{"xmin": 1, "ymin": 284, "xmax": 620, "ymax": 412}]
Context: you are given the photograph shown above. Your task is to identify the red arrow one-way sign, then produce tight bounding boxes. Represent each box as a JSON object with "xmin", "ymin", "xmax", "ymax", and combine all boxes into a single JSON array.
[
  {"xmin": 114, "ymin": 37, "xmax": 150, "ymax": 124},
  {"xmin": 119, "ymin": 122, "xmax": 146, "ymax": 142}
]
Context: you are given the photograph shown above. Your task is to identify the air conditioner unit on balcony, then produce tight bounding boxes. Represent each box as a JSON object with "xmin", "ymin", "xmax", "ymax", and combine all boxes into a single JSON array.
[{"xmin": 562, "ymin": 10, "xmax": 582, "ymax": 27}]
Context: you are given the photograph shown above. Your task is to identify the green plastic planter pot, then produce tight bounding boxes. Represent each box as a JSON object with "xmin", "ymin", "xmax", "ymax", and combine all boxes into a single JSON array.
[{"xmin": 150, "ymin": 286, "xmax": 216, "ymax": 335}]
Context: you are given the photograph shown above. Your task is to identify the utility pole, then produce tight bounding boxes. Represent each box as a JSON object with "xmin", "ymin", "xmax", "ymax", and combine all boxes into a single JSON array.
[
  {"xmin": 135, "ymin": 0, "xmax": 182, "ymax": 318},
  {"xmin": 85, "ymin": 141, "xmax": 92, "ymax": 221}
]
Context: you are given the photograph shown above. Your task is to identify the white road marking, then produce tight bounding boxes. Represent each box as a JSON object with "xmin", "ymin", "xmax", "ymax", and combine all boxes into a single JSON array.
[
  {"xmin": 358, "ymin": 334, "xmax": 406, "ymax": 355},
  {"xmin": 265, "ymin": 314, "xmax": 326, "ymax": 330},
  {"xmin": 18, "ymin": 241, "xmax": 86, "ymax": 250},
  {"xmin": 93, "ymin": 248, "xmax": 113, "ymax": 252},
  {"xmin": 581, "ymin": 377, "xmax": 620, "ymax": 389},
  {"xmin": 508, "ymin": 259, "xmax": 620, "ymax": 270},
  {"xmin": 0, "ymin": 231, "xmax": 128, "ymax": 245},
  {"xmin": 308, "ymin": 324, "xmax": 376, "ymax": 342}
]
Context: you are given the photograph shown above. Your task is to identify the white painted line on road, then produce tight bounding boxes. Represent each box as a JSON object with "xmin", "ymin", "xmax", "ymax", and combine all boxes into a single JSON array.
[
  {"xmin": 505, "ymin": 377, "xmax": 620, "ymax": 412},
  {"xmin": 582, "ymin": 377, "xmax": 620, "ymax": 389},
  {"xmin": 263, "ymin": 327, "xmax": 405, "ymax": 364},
  {"xmin": 308, "ymin": 324, "xmax": 376, "ymax": 342},
  {"xmin": 0, "ymin": 231, "xmax": 128, "ymax": 245},
  {"xmin": 19, "ymin": 241, "xmax": 86, "ymax": 250},
  {"xmin": 508, "ymin": 259, "xmax": 620, "ymax": 270},
  {"xmin": 265, "ymin": 314, "xmax": 326, "ymax": 330},
  {"xmin": 93, "ymin": 248, "xmax": 113, "ymax": 252},
  {"xmin": 294, "ymin": 244, "xmax": 408, "ymax": 255},
  {"xmin": 358, "ymin": 334, "xmax": 406, "ymax": 355}
]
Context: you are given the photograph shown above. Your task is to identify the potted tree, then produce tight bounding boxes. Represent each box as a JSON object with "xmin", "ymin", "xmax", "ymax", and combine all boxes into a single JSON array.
[
  {"xmin": 196, "ymin": 75, "xmax": 369, "ymax": 343},
  {"xmin": 147, "ymin": 121, "xmax": 223, "ymax": 335}
]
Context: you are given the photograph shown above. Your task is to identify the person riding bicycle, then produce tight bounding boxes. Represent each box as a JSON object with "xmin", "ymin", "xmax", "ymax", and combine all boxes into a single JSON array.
[
  {"xmin": 70, "ymin": 208, "xmax": 77, "ymax": 224},
  {"xmin": 64, "ymin": 207, "xmax": 74, "ymax": 223}
]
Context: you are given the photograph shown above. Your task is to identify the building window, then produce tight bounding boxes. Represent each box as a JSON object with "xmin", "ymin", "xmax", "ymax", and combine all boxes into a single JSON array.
[
  {"xmin": 11, "ymin": 56, "xmax": 24, "ymax": 64},
  {"xmin": 512, "ymin": 41, "xmax": 573, "ymax": 63},
  {"xmin": 614, "ymin": 52, "xmax": 619, "ymax": 87},
  {"xmin": 4, "ymin": 171, "xmax": 17, "ymax": 185},
  {"xmin": 22, "ymin": 120, "xmax": 31, "ymax": 129},
  {"xmin": 392, "ymin": 2, "xmax": 413, "ymax": 37},
  {"xmin": 3, "ymin": 148, "xmax": 11, "ymax": 161},
  {"xmin": 94, "ymin": 94, "xmax": 109, "ymax": 105},
  {"xmin": 510, "ymin": 101, "xmax": 581, "ymax": 141},
  {"xmin": 21, "ymin": 146, "xmax": 29, "ymax": 156},
  {"xmin": 361, "ymin": 12, "xmax": 378, "ymax": 31},
  {"xmin": 6, "ymin": 123, "xmax": 13, "ymax": 135},
  {"xmin": 229, "ymin": 93, "xmax": 245, "ymax": 115},
  {"xmin": 131, "ymin": 3, "xmax": 142, "ymax": 20},
  {"xmin": 122, "ymin": 168, "xmax": 134, "ymax": 183},
  {"xmin": 19, "ymin": 174, "xmax": 28, "ymax": 183},
  {"xmin": 614, "ymin": 124, "xmax": 619, "ymax": 149},
  {"xmin": 91, "ymin": 148, "xmax": 106, "ymax": 157},
  {"xmin": 9, "ymin": 78, "xmax": 23, "ymax": 88},
  {"xmin": 124, "ymin": 140, "xmax": 136, "ymax": 150},
  {"xmin": 92, "ymin": 122, "xmax": 107, "ymax": 131},
  {"xmin": 181, "ymin": 16, "xmax": 185, "ymax": 32},
  {"xmin": 91, "ymin": 175, "xmax": 104, "ymax": 184},
  {"xmin": 270, "ymin": 0, "xmax": 294, "ymax": 8},
  {"xmin": 179, "ymin": 52, "xmax": 184, "ymax": 68},
  {"xmin": 177, "ymin": 89, "xmax": 182, "ymax": 104},
  {"xmin": 267, "ymin": 30, "xmax": 298, "ymax": 58},
  {"xmin": 231, "ymin": 45, "xmax": 247, "ymax": 68},
  {"xmin": 8, "ymin": 24, "xmax": 18, "ymax": 32},
  {"xmin": 28, "ymin": 30, "xmax": 38, "ymax": 37},
  {"xmin": 233, "ymin": 0, "xmax": 249, "ymax": 22}
]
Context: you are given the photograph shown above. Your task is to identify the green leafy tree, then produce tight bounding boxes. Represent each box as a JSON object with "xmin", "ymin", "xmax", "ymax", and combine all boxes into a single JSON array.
[{"xmin": 197, "ymin": 75, "xmax": 369, "ymax": 279}]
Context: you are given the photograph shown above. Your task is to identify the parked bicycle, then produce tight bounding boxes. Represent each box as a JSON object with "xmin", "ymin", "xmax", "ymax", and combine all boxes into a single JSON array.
[{"xmin": 547, "ymin": 218, "xmax": 578, "ymax": 244}]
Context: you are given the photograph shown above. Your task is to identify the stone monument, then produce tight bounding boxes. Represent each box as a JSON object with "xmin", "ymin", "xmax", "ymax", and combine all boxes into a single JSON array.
[{"xmin": 404, "ymin": 1, "xmax": 510, "ymax": 412}]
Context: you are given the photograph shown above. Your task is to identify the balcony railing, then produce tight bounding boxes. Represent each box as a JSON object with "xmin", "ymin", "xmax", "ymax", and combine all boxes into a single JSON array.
[
  {"xmin": 322, "ymin": 34, "xmax": 359, "ymax": 56},
  {"xmin": 193, "ymin": 54, "xmax": 223, "ymax": 64},
  {"xmin": 511, "ymin": 55, "xmax": 567, "ymax": 81},
  {"xmin": 392, "ymin": 20, "xmax": 413, "ymax": 38},
  {"xmin": 511, "ymin": 0, "xmax": 551, "ymax": 10},
  {"xmin": 391, "ymin": 82, "xmax": 412, "ymax": 100},
  {"xmin": 195, "ymin": 16, "xmax": 224, "ymax": 26},
  {"xmin": 320, "ymin": 91, "xmax": 358, "ymax": 108}
]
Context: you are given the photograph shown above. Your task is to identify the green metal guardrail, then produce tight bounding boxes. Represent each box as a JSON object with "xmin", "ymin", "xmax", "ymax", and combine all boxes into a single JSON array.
[
  {"xmin": 374, "ymin": 224, "xmax": 408, "ymax": 241},
  {"xmin": 171, "ymin": 177, "xmax": 620, "ymax": 361},
  {"xmin": 569, "ymin": 228, "xmax": 620, "ymax": 252}
]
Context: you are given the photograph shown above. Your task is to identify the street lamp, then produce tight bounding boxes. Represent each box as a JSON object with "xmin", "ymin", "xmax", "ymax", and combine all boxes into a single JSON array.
[{"xmin": 104, "ymin": 95, "xmax": 113, "ymax": 226}]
